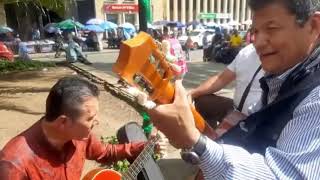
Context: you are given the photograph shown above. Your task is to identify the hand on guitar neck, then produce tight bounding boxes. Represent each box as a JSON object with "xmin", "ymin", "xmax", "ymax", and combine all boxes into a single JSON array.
[{"xmin": 83, "ymin": 135, "xmax": 164, "ymax": 180}]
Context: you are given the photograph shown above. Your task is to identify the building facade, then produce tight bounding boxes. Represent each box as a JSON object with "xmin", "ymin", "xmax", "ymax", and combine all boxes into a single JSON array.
[
  {"xmin": 95, "ymin": 0, "xmax": 140, "ymax": 25},
  {"xmin": 164, "ymin": 0, "xmax": 252, "ymax": 27},
  {"xmin": 95, "ymin": 0, "xmax": 251, "ymax": 28}
]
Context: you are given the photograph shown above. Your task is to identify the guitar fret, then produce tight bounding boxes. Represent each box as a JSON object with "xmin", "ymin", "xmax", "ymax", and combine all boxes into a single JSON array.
[
  {"xmin": 130, "ymin": 163, "xmax": 139, "ymax": 178},
  {"xmin": 127, "ymin": 171, "xmax": 135, "ymax": 180},
  {"xmin": 123, "ymin": 135, "xmax": 160, "ymax": 179}
]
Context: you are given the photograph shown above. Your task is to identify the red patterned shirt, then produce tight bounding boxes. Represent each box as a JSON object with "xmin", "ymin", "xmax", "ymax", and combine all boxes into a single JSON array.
[{"xmin": 0, "ymin": 120, "xmax": 145, "ymax": 180}]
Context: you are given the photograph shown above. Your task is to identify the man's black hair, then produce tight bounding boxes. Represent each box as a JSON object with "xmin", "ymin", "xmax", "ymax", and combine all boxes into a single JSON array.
[
  {"xmin": 248, "ymin": 0, "xmax": 320, "ymax": 26},
  {"xmin": 45, "ymin": 76, "xmax": 99, "ymax": 122}
]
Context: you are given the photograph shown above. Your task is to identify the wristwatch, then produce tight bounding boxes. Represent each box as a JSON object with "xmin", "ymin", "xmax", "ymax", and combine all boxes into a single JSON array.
[{"xmin": 180, "ymin": 134, "xmax": 207, "ymax": 165}]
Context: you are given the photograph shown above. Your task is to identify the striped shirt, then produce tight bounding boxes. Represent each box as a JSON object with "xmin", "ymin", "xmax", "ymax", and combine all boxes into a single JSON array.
[{"xmin": 199, "ymin": 65, "xmax": 320, "ymax": 179}]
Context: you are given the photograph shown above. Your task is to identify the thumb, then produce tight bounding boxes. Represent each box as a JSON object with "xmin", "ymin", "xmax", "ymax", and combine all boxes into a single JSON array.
[{"xmin": 174, "ymin": 80, "xmax": 189, "ymax": 105}]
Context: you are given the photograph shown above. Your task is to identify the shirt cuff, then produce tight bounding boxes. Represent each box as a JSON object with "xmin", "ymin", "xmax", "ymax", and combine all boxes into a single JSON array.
[{"xmin": 199, "ymin": 137, "xmax": 226, "ymax": 178}]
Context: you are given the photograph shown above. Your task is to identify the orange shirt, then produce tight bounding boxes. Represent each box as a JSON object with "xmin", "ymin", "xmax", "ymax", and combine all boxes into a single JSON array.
[{"xmin": 0, "ymin": 120, "xmax": 145, "ymax": 180}]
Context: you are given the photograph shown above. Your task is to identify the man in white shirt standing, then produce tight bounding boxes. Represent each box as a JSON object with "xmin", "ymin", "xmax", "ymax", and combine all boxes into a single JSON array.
[{"xmin": 189, "ymin": 44, "xmax": 263, "ymax": 127}]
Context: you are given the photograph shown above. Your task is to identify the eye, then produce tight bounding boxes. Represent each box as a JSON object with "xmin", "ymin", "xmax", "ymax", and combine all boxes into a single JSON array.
[{"xmin": 87, "ymin": 115, "xmax": 96, "ymax": 122}]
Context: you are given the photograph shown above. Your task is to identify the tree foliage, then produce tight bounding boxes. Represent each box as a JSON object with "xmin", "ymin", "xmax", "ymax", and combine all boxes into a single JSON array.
[{"xmin": 3, "ymin": 0, "xmax": 75, "ymax": 17}]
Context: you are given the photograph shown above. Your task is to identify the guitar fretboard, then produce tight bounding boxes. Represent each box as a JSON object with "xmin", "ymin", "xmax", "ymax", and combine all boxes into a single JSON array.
[{"xmin": 122, "ymin": 135, "xmax": 160, "ymax": 180}]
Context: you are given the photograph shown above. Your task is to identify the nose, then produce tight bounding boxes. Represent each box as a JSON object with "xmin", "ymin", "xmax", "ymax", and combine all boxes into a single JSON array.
[{"xmin": 253, "ymin": 32, "xmax": 268, "ymax": 54}]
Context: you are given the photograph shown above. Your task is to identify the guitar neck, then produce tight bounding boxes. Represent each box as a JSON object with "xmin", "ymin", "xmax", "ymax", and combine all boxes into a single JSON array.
[{"xmin": 122, "ymin": 135, "xmax": 159, "ymax": 180}]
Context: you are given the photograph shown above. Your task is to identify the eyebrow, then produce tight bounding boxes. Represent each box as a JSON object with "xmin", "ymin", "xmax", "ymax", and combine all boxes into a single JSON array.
[{"xmin": 252, "ymin": 20, "xmax": 280, "ymax": 30}]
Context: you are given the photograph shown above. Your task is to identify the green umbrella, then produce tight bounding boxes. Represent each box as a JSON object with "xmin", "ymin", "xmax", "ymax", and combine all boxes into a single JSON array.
[{"xmin": 55, "ymin": 19, "xmax": 84, "ymax": 30}]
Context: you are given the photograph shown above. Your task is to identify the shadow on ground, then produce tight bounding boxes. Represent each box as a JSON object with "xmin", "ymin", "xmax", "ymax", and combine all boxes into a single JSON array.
[
  {"xmin": 0, "ymin": 86, "xmax": 50, "ymax": 94},
  {"xmin": 157, "ymin": 158, "xmax": 198, "ymax": 180},
  {"xmin": 0, "ymin": 101, "xmax": 43, "ymax": 115}
]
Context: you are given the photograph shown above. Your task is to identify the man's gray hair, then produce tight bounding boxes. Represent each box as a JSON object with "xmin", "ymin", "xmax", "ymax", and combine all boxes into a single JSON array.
[{"xmin": 249, "ymin": 0, "xmax": 320, "ymax": 26}]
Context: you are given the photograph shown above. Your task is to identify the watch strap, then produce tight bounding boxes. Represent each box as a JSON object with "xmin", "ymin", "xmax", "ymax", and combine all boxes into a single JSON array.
[{"xmin": 192, "ymin": 134, "xmax": 207, "ymax": 157}]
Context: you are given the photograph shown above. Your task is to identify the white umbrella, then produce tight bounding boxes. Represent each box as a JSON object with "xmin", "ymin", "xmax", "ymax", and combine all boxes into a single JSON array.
[
  {"xmin": 206, "ymin": 22, "xmax": 219, "ymax": 27},
  {"xmin": 228, "ymin": 20, "xmax": 241, "ymax": 26},
  {"xmin": 220, "ymin": 24, "xmax": 233, "ymax": 30},
  {"xmin": 147, "ymin": 23, "xmax": 154, "ymax": 29},
  {"xmin": 243, "ymin": 19, "xmax": 252, "ymax": 25},
  {"xmin": 86, "ymin": 18, "xmax": 104, "ymax": 25}
]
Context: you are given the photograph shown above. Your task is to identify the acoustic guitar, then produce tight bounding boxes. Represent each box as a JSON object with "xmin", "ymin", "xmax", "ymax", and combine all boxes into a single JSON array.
[
  {"xmin": 112, "ymin": 32, "xmax": 215, "ymax": 138},
  {"xmin": 82, "ymin": 135, "xmax": 160, "ymax": 180}
]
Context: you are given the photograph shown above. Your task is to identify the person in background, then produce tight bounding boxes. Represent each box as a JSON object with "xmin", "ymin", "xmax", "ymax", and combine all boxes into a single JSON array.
[
  {"xmin": 161, "ymin": 40, "xmax": 181, "ymax": 75},
  {"xmin": 245, "ymin": 27, "xmax": 255, "ymax": 45},
  {"xmin": 202, "ymin": 31, "xmax": 209, "ymax": 62},
  {"xmin": 66, "ymin": 33, "xmax": 92, "ymax": 65},
  {"xmin": 230, "ymin": 29, "xmax": 243, "ymax": 48},
  {"xmin": 31, "ymin": 27, "xmax": 40, "ymax": 41},
  {"xmin": 54, "ymin": 30, "xmax": 64, "ymax": 58},
  {"xmin": 189, "ymin": 44, "xmax": 263, "ymax": 127},
  {"xmin": 168, "ymin": 33, "xmax": 188, "ymax": 79},
  {"xmin": 17, "ymin": 39, "xmax": 31, "ymax": 61},
  {"xmin": 222, "ymin": 29, "xmax": 231, "ymax": 42},
  {"xmin": 185, "ymin": 36, "xmax": 193, "ymax": 61},
  {"xmin": 162, "ymin": 26, "xmax": 170, "ymax": 40}
]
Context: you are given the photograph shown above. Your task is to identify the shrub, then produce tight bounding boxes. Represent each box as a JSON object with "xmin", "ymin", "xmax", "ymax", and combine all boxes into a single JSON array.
[{"xmin": 0, "ymin": 59, "xmax": 56, "ymax": 73}]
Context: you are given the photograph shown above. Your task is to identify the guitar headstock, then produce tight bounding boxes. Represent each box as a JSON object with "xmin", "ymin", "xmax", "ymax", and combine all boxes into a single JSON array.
[
  {"xmin": 112, "ymin": 32, "xmax": 215, "ymax": 136},
  {"xmin": 112, "ymin": 32, "xmax": 175, "ymax": 104}
]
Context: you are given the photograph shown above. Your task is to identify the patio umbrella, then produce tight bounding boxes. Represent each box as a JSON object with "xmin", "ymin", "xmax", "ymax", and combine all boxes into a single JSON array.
[
  {"xmin": 206, "ymin": 22, "xmax": 219, "ymax": 27},
  {"xmin": 84, "ymin": 24, "xmax": 104, "ymax": 33},
  {"xmin": 0, "ymin": 26, "xmax": 13, "ymax": 34},
  {"xmin": 120, "ymin": 23, "xmax": 136, "ymax": 32},
  {"xmin": 186, "ymin": 20, "xmax": 200, "ymax": 26},
  {"xmin": 220, "ymin": 24, "xmax": 233, "ymax": 30},
  {"xmin": 100, "ymin": 21, "xmax": 118, "ymax": 30},
  {"xmin": 167, "ymin": 21, "xmax": 185, "ymax": 28},
  {"xmin": 55, "ymin": 19, "xmax": 85, "ymax": 30},
  {"xmin": 44, "ymin": 23, "xmax": 58, "ymax": 33},
  {"xmin": 86, "ymin": 18, "xmax": 104, "ymax": 25},
  {"xmin": 228, "ymin": 20, "xmax": 241, "ymax": 26}
]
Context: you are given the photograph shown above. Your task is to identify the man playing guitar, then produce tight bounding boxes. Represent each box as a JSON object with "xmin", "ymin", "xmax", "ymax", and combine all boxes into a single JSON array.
[{"xmin": 0, "ymin": 76, "xmax": 164, "ymax": 180}]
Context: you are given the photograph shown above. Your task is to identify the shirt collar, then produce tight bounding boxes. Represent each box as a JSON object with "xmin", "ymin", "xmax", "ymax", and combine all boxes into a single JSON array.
[
  {"xmin": 30, "ymin": 119, "xmax": 76, "ymax": 161},
  {"xmin": 264, "ymin": 63, "xmax": 301, "ymax": 82}
]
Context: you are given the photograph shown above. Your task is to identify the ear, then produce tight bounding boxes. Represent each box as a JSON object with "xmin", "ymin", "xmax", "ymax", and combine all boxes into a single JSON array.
[
  {"xmin": 54, "ymin": 115, "xmax": 70, "ymax": 129},
  {"xmin": 309, "ymin": 12, "xmax": 320, "ymax": 40}
]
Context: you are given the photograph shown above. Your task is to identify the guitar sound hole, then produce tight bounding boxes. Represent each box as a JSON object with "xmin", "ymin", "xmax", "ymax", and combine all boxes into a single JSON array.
[
  {"xmin": 133, "ymin": 74, "xmax": 154, "ymax": 94},
  {"xmin": 149, "ymin": 55, "xmax": 165, "ymax": 79}
]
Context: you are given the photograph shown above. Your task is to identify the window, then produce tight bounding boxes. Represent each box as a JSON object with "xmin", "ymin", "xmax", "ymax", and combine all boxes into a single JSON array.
[
  {"xmin": 106, "ymin": 14, "xmax": 118, "ymax": 24},
  {"xmin": 123, "ymin": 0, "xmax": 135, "ymax": 4},
  {"xmin": 125, "ymin": 14, "xmax": 135, "ymax": 24}
]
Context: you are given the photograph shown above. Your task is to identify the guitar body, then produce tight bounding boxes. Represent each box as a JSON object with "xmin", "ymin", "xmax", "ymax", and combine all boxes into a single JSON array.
[
  {"xmin": 117, "ymin": 122, "xmax": 165, "ymax": 180},
  {"xmin": 83, "ymin": 168, "xmax": 122, "ymax": 180}
]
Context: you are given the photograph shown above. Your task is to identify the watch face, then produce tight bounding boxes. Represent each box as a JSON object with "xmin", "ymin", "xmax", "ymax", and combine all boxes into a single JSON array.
[{"xmin": 180, "ymin": 151, "xmax": 201, "ymax": 165}]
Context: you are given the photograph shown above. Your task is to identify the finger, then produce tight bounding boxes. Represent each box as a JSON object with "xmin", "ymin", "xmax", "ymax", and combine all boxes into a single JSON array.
[{"xmin": 174, "ymin": 80, "xmax": 189, "ymax": 105}]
